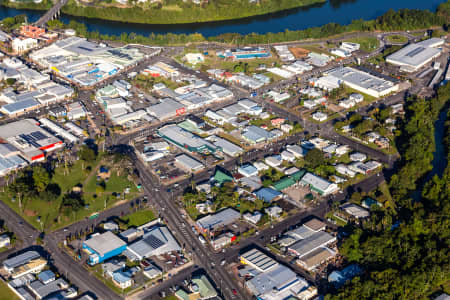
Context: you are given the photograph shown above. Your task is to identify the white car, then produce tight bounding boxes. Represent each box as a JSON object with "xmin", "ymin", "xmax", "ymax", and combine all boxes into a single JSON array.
[{"xmin": 198, "ymin": 235, "xmax": 206, "ymax": 244}]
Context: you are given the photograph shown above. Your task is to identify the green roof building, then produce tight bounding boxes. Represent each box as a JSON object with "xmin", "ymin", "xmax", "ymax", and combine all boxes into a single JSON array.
[
  {"xmin": 191, "ymin": 275, "xmax": 218, "ymax": 299},
  {"xmin": 272, "ymin": 169, "xmax": 305, "ymax": 191},
  {"xmin": 291, "ymin": 169, "xmax": 306, "ymax": 182},
  {"xmin": 273, "ymin": 177, "xmax": 296, "ymax": 191},
  {"xmin": 174, "ymin": 289, "xmax": 190, "ymax": 300},
  {"xmin": 214, "ymin": 169, "xmax": 233, "ymax": 185}
]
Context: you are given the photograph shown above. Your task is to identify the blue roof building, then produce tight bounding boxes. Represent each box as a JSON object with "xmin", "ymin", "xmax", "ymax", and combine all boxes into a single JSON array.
[
  {"xmin": 329, "ymin": 264, "xmax": 362, "ymax": 287},
  {"xmin": 238, "ymin": 164, "xmax": 258, "ymax": 177},
  {"xmin": 38, "ymin": 270, "xmax": 55, "ymax": 284},
  {"xmin": 254, "ymin": 187, "xmax": 282, "ymax": 203},
  {"xmin": 112, "ymin": 270, "xmax": 133, "ymax": 289},
  {"xmin": 83, "ymin": 231, "xmax": 127, "ymax": 265}
]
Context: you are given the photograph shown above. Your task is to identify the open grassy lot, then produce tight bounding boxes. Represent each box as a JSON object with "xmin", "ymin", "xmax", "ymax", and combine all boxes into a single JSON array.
[
  {"xmin": 0, "ymin": 154, "xmax": 141, "ymax": 231},
  {"xmin": 344, "ymin": 36, "xmax": 380, "ymax": 52},
  {"xmin": 299, "ymin": 44, "xmax": 330, "ymax": 55},
  {"xmin": 123, "ymin": 209, "xmax": 156, "ymax": 227},
  {"xmin": 0, "ymin": 280, "xmax": 19, "ymax": 300},
  {"xmin": 385, "ymin": 35, "xmax": 409, "ymax": 44},
  {"xmin": 199, "ymin": 52, "xmax": 281, "ymax": 74}
]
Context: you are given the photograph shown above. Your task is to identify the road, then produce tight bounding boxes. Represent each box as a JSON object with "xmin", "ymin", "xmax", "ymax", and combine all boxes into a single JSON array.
[
  {"xmin": 0, "ymin": 30, "xmax": 420, "ymax": 299},
  {"xmin": 0, "ymin": 200, "xmax": 39, "ymax": 261},
  {"xmin": 133, "ymin": 155, "xmax": 251, "ymax": 300},
  {"xmin": 44, "ymin": 235, "xmax": 122, "ymax": 300}
]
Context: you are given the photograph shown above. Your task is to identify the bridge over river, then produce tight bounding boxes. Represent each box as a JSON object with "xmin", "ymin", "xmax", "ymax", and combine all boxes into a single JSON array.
[{"xmin": 34, "ymin": 0, "xmax": 68, "ymax": 27}]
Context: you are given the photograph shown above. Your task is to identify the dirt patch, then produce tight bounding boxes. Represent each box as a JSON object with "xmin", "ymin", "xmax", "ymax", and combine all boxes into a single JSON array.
[
  {"xmin": 24, "ymin": 209, "xmax": 38, "ymax": 217},
  {"xmin": 284, "ymin": 185, "xmax": 311, "ymax": 203},
  {"xmin": 289, "ymin": 47, "xmax": 310, "ymax": 59}
]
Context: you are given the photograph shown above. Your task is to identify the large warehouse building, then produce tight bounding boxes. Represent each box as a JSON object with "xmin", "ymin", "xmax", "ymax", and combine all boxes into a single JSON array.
[
  {"xmin": 83, "ymin": 231, "xmax": 127, "ymax": 265},
  {"xmin": 196, "ymin": 208, "xmax": 240, "ymax": 234},
  {"xmin": 386, "ymin": 38, "xmax": 444, "ymax": 72},
  {"xmin": 158, "ymin": 124, "xmax": 218, "ymax": 154},
  {"xmin": 0, "ymin": 119, "xmax": 63, "ymax": 163},
  {"xmin": 325, "ymin": 67, "xmax": 399, "ymax": 98}
]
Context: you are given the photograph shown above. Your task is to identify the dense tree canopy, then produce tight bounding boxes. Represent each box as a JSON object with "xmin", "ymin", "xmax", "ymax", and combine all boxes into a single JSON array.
[{"xmin": 327, "ymin": 84, "xmax": 450, "ymax": 299}]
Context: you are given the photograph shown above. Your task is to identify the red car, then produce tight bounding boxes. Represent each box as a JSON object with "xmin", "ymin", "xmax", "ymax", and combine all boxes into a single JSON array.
[{"xmin": 232, "ymin": 289, "xmax": 237, "ymax": 295}]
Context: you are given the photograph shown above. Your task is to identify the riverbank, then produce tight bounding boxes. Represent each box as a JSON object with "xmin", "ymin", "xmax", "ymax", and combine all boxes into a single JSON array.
[
  {"xmin": 48, "ymin": 3, "xmax": 446, "ymax": 47},
  {"xmin": 0, "ymin": 0, "xmax": 51, "ymax": 11},
  {"xmin": 1, "ymin": 0, "xmax": 325, "ymax": 24}
]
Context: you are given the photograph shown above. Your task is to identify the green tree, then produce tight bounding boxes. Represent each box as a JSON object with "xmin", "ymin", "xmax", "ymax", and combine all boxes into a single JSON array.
[
  {"xmin": 32, "ymin": 166, "xmax": 50, "ymax": 194},
  {"xmin": 79, "ymin": 145, "xmax": 96, "ymax": 163},
  {"xmin": 304, "ymin": 148, "xmax": 325, "ymax": 168},
  {"xmin": 61, "ymin": 192, "xmax": 85, "ymax": 213}
]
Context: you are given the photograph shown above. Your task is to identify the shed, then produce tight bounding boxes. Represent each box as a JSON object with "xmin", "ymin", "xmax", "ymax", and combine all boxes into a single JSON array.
[{"xmin": 254, "ymin": 187, "xmax": 282, "ymax": 202}]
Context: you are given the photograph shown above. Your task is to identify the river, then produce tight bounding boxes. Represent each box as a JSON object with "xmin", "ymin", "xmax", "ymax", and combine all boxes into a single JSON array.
[
  {"xmin": 0, "ymin": 0, "xmax": 445, "ymax": 37},
  {"xmin": 428, "ymin": 107, "xmax": 448, "ymax": 180}
]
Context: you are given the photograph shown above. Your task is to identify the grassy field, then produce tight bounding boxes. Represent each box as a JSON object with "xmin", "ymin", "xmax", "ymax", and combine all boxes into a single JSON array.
[
  {"xmin": 385, "ymin": 35, "xmax": 409, "ymax": 44},
  {"xmin": 0, "ymin": 155, "xmax": 141, "ymax": 231},
  {"xmin": 123, "ymin": 209, "xmax": 156, "ymax": 227},
  {"xmin": 297, "ymin": 44, "xmax": 330, "ymax": 55},
  {"xmin": 0, "ymin": 280, "xmax": 19, "ymax": 300},
  {"xmin": 344, "ymin": 37, "xmax": 380, "ymax": 52},
  {"xmin": 200, "ymin": 53, "xmax": 281, "ymax": 74}
]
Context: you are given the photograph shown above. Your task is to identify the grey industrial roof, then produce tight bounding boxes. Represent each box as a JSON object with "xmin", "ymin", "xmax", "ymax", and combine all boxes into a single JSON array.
[
  {"xmin": 301, "ymin": 172, "xmax": 334, "ymax": 192},
  {"xmin": 223, "ymin": 103, "xmax": 246, "ymax": 116},
  {"xmin": 289, "ymin": 231, "xmax": 336, "ymax": 257},
  {"xmin": 84, "ymin": 231, "xmax": 126, "ymax": 256},
  {"xmin": 288, "ymin": 225, "xmax": 316, "ymax": 240},
  {"xmin": 196, "ymin": 208, "xmax": 240, "ymax": 231},
  {"xmin": 147, "ymin": 98, "xmax": 184, "ymax": 120},
  {"xmin": 327, "ymin": 67, "xmax": 395, "ymax": 93},
  {"xmin": 340, "ymin": 202, "xmax": 370, "ymax": 218},
  {"xmin": 127, "ymin": 226, "xmax": 180, "ymax": 259},
  {"xmin": 246, "ymin": 264, "xmax": 305, "ymax": 296},
  {"xmin": 243, "ymin": 125, "xmax": 274, "ymax": 142},
  {"xmin": 416, "ymin": 37, "xmax": 444, "ymax": 48},
  {"xmin": 158, "ymin": 124, "xmax": 217, "ymax": 151},
  {"xmin": 387, "ymin": 42, "xmax": 442, "ymax": 68},
  {"xmin": 120, "ymin": 228, "xmax": 138, "ymax": 238},
  {"xmin": 29, "ymin": 278, "xmax": 67, "ymax": 299},
  {"xmin": 2, "ymin": 99, "xmax": 39, "ymax": 114},
  {"xmin": 38, "ymin": 270, "xmax": 55, "ymax": 283},
  {"xmin": 16, "ymin": 287, "xmax": 34, "ymax": 300},
  {"xmin": 56, "ymin": 37, "xmax": 111, "ymax": 56},
  {"xmin": 175, "ymin": 154, "xmax": 204, "ymax": 171},
  {"xmin": 239, "ymin": 176, "xmax": 262, "ymax": 190},
  {"xmin": 0, "ymin": 143, "xmax": 19, "ymax": 157},
  {"xmin": 3, "ymin": 251, "xmax": 40, "ymax": 269},
  {"xmin": 240, "ymin": 248, "xmax": 278, "ymax": 272}
]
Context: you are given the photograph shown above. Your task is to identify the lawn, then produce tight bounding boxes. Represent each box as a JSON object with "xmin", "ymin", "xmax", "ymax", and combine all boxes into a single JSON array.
[
  {"xmin": 299, "ymin": 44, "xmax": 330, "ymax": 55},
  {"xmin": 326, "ymin": 212, "xmax": 347, "ymax": 227},
  {"xmin": 0, "ymin": 280, "xmax": 19, "ymax": 300},
  {"xmin": 123, "ymin": 209, "xmax": 156, "ymax": 227},
  {"xmin": 344, "ymin": 37, "xmax": 380, "ymax": 52},
  {"xmin": 200, "ymin": 54, "xmax": 281, "ymax": 74},
  {"xmin": 0, "ymin": 155, "xmax": 141, "ymax": 231},
  {"xmin": 91, "ymin": 265, "xmax": 131, "ymax": 295},
  {"xmin": 385, "ymin": 35, "xmax": 408, "ymax": 44}
]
